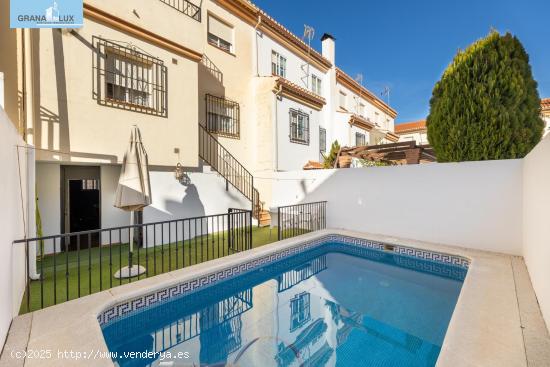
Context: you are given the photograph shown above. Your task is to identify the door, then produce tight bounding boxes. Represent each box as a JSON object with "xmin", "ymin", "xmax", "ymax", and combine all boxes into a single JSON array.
[{"xmin": 61, "ymin": 166, "xmax": 101, "ymax": 251}]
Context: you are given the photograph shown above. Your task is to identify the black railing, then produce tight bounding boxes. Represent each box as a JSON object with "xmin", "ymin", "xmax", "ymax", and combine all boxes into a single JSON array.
[
  {"xmin": 199, "ymin": 125, "xmax": 261, "ymax": 218},
  {"xmin": 14, "ymin": 209, "xmax": 252, "ymax": 313},
  {"xmin": 158, "ymin": 0, "xmax": 201, "ymax": 22},
  {"xmin": 277, "ymin": 201, "xmax": 327, "ymax": 241}
]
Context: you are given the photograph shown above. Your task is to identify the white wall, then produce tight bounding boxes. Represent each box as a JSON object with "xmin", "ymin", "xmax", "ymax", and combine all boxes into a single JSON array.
[
  {"xmin": 271, "ymin": 159, "xmax": 524, "ymax": 255},
  {"xmin": 275, "ymin": 96, "xmax": 322, "ymax": 171},
  {"xmin": 144, "ymin": 168, "xmax": 251, "ymax": 223},
  {"xmin": 0, "ymin": 108, "xmax": 33, "ymax": 347},
  {"xmin": 523, "ymin": 135, "xmax": 550, "ymax": 330}
]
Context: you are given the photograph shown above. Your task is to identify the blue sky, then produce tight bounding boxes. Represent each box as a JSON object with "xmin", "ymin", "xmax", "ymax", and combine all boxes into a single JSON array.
[{"xmin": 254, "ymin": 0, "xmax": 550, "ymax": 124}]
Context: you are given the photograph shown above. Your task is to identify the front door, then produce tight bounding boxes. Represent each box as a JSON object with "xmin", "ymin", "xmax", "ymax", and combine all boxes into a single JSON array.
[{"xmin": 61, "ymin": 166, "xmax": 101, "ymax": 251}]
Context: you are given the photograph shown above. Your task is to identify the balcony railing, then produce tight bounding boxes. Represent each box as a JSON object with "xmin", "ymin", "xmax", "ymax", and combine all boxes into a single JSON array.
[
  {"xmin": 14, "ymin": 209, "xmax": 252, "ymax": 313},
  {"xmin": 158, "ymin": 0, "xmax": 201, "ymax": 22}
]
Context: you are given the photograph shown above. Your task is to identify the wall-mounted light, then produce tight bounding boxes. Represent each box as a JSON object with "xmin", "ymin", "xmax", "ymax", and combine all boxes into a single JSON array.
[{"xmin": 174, "ymin": 163, "xmax": 184, "ymax": 182}]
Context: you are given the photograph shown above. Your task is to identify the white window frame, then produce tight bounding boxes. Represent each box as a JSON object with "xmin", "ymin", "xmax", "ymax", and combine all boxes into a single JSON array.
[
  {"xmin": 311, "ymin": 74, "xmax": 322, "ymax": 96},
  {"xmin": 271, "ymin": 50, "xmax": 287, "ymax": 78},
  {"xmin": 339, "ymin": 91, "xmax": 347, "ymax": 109}
]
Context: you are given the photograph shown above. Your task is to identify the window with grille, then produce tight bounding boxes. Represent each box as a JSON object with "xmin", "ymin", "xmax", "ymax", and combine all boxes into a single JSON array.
[
  {"xmin": 208, "ymin": 15, "xmax": 233, "ymax": 53},
  {"xmin": 271, "ymin": 51, "xmax": 287, "ymax": 78},
  {"xmin": 94, "ymin": 37, "xmax": 167, "ymax": 117},
  {"xmin": 355, "ymin": 132, "xmax": 366, "ymax": 146},
  {"xmin": 311, "ymin": 74, "xmax": 322, "ymax": 96},
  {"xmin": 289, "ymin": 109, "xmax": 310, "ymax": 144},
  {"xmin": 290, "ymin": 292, "xmax": 311, "ymax": 331},
  {"xmin": 358, "ymin": 103, "xmax": 365, "ymax": 116},
  {"xmin": 206, "ymin": 94, "xmax": 240, "ymax": 138},
  {"xmin": 319, "ymin": 127, "xmax": 326, "ymax": 153}
]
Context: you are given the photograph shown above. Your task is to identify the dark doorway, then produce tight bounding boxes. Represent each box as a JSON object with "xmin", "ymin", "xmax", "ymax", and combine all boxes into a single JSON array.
[{"xmin": 61, "ymin": 166, "xmax": 101, "ymax": 250}]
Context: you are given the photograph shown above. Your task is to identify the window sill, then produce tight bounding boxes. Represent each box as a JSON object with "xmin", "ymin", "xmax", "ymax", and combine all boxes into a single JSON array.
[
  {"xmin": 208, "ymin": 41, "xmax": 236, "ymax": 57},
  {"xmin": 289, "ymin": 139, "xmax": 310, "ymax": 146}
]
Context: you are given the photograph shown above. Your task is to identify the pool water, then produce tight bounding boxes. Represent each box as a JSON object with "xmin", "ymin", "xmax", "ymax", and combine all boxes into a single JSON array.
[{"xmin": 102, "ymin": 243, "xmax": 466, "ymax": 367}]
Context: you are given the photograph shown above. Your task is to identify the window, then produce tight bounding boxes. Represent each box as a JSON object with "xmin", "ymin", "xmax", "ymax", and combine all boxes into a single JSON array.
[
  {"xmin": 339, "ymin": 91, "xmax": 347, "ymax": 109},
  {"xmin": 290, "ymin": 292, "xmax": 311, "ymax": 331},
  {"xmin": 208, "ymin": 15, "xmax": 234, "ymax": 53},
  {"xmin": 319, "ymin": 127, "xmax": 327, "ymax": 153},
  {"xmin": 271, "ymin": 51, "xmax": 287, "ymax": 77},
  {"xmin": 374, "ymin": 112, "xmax": 380, "ymax": 126},
  {"xmin": 358, "ymin": 103, "xmax": 365, "ymax": 117},
  {"xmin": 355, "ymin": 132, "xmax": 366, "ymax": 146},
  {"xmin": 206, "ymin": 94, "xmax": 240, "ymax": 138},
  {"xmin": 289, "ymin": 109, "xmax": 310, "ymax": 144},
  {"xmin": 311, "ymin": 75, "xmax": 322, "ymax": 96},
  {"xmin": 80, "ymin": 180, "xmax": 99, "ymax": 190},
  {"xmin": 94, "ymin": 37, "xmax": 167, "ymax": 117}
]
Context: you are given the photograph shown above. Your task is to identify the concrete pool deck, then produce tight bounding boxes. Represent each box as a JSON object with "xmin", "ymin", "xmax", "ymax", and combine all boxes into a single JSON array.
[{"xmin": 1, "ymin": 229, "xmax": 549, "ymax": 366}]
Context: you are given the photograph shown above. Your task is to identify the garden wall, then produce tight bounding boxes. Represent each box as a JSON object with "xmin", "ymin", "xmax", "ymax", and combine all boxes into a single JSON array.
[
  {"xmin": 271, "ymin": 159, "xmax": 524, "ymax": 255},
  {"xmin": 523, "ymin": 135, "xmax": 550, "ymax": 330},
  {"xmin": 0, "ymin": 108, "xmax": 34, "ymax": 347}
]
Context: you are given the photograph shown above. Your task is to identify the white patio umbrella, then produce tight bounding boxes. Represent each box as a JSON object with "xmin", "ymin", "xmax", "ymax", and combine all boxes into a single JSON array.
[{"xmin": 113, "ymin": 125, "xmax": 151, "ymax": 278}]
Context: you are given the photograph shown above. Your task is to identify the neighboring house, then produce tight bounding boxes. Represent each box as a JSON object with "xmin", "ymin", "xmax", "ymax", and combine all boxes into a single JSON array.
[
  {"xmin": 542, "ymin": 98, "xmax": 550, "ymax": 136},
  {"xmin": 395, "ymin": 120, "xmax": 428, "ymax": 145},
  {"xmin": 0, "ymin": 0, "xmax": 399, "ymax": 244}
]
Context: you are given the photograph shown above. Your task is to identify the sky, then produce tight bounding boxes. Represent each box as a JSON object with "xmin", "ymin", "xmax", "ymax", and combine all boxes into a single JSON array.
[{"xmin": 253, "ymin": 0, "xmax": 550, "ymax": 124}]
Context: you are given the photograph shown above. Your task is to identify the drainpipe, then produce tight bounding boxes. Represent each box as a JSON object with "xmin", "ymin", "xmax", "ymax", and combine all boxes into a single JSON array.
[
  {"xmin": 254, "ymin": 15, "xmax": 261, "ymax": 77},
  {"xmin": 274, "ymin": 84, "xmax": 282, "ymax": 171}
]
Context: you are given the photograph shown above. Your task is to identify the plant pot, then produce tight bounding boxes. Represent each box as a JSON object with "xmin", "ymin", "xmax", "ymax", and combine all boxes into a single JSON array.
[{"xmin": 338, "ymin": 156, "xmax": 352, "ymax": 168}]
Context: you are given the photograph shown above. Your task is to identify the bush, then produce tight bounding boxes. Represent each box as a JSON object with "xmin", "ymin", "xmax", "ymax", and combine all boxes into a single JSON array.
[
  {"xmin": 323, "ymin": 140, "xmax": 340, "ymax": 168},
  {"xmin": 427, "ymin": 31, "xmax": 544, "ymax": 162}
]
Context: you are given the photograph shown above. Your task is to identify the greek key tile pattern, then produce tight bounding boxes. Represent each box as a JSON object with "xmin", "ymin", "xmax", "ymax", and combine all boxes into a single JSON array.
[{"xmin": 98, "ymin": 234, "xmax": 470, "ymax": 326}]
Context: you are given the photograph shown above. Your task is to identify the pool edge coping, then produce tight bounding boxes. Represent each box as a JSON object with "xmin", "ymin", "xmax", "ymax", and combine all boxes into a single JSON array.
[{"xmin": 6, "ymin": 229, "xmax": 537, "ymax": 367}]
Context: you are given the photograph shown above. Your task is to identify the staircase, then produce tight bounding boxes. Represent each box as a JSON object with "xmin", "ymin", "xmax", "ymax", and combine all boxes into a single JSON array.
[{"xmin": 199, "ymin": 125, "xmax": 270, "ymax": 225}]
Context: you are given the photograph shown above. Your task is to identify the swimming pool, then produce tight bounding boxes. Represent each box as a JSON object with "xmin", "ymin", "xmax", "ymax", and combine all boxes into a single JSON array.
[{"xmin": 100, "ymin": 236, "xmax": 468, "ymax": 366}]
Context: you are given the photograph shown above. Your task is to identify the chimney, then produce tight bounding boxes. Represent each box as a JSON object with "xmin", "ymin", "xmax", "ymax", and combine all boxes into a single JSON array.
[{"xmin": 321, "ymin": 33, "xmax": 335, "ymax": 65}]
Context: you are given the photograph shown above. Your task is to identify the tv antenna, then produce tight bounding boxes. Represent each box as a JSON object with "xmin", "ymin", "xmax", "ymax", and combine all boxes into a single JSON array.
[
  {"xmin": 301, "ymin": 25, "xmax": 315, "ymax": 88},
  {"xmin": 381, "ymin": 86, "xmax": 391, "ymax": 105}
]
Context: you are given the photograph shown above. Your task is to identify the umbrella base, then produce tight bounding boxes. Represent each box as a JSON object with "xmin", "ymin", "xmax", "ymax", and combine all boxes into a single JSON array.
[{"xmin": 114, "ymin": 265, "xmax": 146, "ymax": 279}]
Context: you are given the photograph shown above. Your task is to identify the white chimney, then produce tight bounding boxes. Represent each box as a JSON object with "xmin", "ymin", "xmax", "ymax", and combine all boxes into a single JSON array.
[{"xmin": 321, "ymin": 33, "xmax": 335, "ymax": 65}]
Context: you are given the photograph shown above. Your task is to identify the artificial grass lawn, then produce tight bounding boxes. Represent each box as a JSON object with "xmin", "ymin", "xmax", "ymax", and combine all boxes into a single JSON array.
[{"xmin": 20, "ymin": 226, "xmax": 279, "ymax": 314}]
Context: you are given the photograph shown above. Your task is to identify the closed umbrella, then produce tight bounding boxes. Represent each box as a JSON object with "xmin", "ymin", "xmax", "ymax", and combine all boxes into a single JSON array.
[{"xmin": 114, "ymin": 126, "xmax": 151, "ymax": 278}]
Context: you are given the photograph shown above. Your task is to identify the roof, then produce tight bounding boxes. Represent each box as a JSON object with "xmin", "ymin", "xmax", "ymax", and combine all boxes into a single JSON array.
[
  {"xmin": 542, "ymin": 98, "xmax": 550, "ymax": 114},
  {"xmin": 335, "ymin": 68, "xmax": 397, "ymax": 118},
  {"xmin": 395, "ymin": 120, "xmax": 427, "ymax": 134},
  {"xmin": 215, "ymin": 0, "xmax": 332, "ymax": 71},
  {"xmin": 275, "ymin": 77, "xmax": 326, "ymax": 111}
]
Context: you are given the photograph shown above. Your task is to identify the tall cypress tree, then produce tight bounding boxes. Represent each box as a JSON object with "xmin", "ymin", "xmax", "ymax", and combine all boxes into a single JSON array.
[{"xmin": 427, "ymin": 31, "xmax": 544, "ymax": 162}]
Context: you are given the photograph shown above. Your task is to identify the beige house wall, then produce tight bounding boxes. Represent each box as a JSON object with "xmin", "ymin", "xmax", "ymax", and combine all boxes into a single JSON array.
[
  {"xmin": 199, "ymin": 1, "xmax": 256, "ymax": 169},
  {"xmin": 30, "ymin": 15, "xmax": 200, "ymax": 167},
  {"xmin": 0, "ymin": 1, "xmax": 24, "ymax": 135}
]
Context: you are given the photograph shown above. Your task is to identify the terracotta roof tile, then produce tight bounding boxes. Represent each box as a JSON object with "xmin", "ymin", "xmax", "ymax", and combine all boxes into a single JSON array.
[
  {"xmin": 541, "ymin": 98, "xmax": 550, "ymax": 113},
  {"xmin": 395, "ymin": 120, "xmax": 427, "ymax": 134}
]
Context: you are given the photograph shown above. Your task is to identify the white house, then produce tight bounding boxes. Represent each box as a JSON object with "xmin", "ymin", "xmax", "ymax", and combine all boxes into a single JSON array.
[{"xmin": 395, "ymin": 120, "xmax": 428, "ymax": 145}]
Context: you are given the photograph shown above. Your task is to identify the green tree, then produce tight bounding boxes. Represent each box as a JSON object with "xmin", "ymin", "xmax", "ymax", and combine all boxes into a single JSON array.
[
  {"xmin": 427, "ymin": 31, "xmax": 544, "ymax": 162},
  {"xmin": 322, "ymin": 140, "xmax": 340, "ymax": 168}
]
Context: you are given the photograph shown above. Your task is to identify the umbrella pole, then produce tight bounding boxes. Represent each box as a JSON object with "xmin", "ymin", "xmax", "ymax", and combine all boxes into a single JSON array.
[{"xmin": 129, "ymin": 211, "xmax": 134, "ymax": 269}]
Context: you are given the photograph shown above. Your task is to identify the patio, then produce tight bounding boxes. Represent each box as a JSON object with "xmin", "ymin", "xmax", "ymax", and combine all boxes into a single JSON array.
[{"xmin": 2, "ymin": 230, "xmax": 549, "ymax": 367}]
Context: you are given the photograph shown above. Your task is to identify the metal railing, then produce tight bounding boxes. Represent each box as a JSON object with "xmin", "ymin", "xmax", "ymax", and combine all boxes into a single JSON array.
[
  {"xmin": 277, "ymin": 201, "xmax": 327, "ymax": 241},
  {"xmin": 199, "ymin": 125, "xmax": 261, "ymax": 218},
  {"xmin": 205, "ymin": 94, "xmax": 240, "ymax": 138},
  {"xmin": 158, "ymin": 0, "xmax": 201, "ymax": 22},
  {"xmin": 14, "ymin": 209, "xmax": 252, "ymax": 313}
]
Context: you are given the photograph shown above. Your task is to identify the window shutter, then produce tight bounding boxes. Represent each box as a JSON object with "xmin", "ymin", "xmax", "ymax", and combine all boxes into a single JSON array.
[{"xmin": 208, "ymin": 15, "xmax": 233, "ymax": 43}]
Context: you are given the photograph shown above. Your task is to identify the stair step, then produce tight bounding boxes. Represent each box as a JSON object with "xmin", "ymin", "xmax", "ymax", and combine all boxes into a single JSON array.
[{"xmin": 258, "ymin": 210, "xmax": 271, "ymax": 227}]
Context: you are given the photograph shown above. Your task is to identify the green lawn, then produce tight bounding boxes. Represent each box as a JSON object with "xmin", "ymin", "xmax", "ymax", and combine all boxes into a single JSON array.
[{"xmin": 20, "ymin": 226, "xmax": 279, "ymax": 314}]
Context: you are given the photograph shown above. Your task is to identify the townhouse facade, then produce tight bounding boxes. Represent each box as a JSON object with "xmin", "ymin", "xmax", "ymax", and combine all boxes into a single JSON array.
[
  {"xmin": 395, "ymin": 120, "xmax": 428, "ymax": 145},
  {"xmin": 0, "ymin": 0, "xmax": 398, "ymax": 247}
]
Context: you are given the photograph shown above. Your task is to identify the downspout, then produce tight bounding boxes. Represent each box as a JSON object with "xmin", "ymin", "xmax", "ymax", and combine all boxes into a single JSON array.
[
  {"xmin": 254, "ymin": 15, "xmax": 261, "ymax": 77},
  {"xmin": 274, "ymin": 84, "xmax": 282, "ymax": 171}
]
